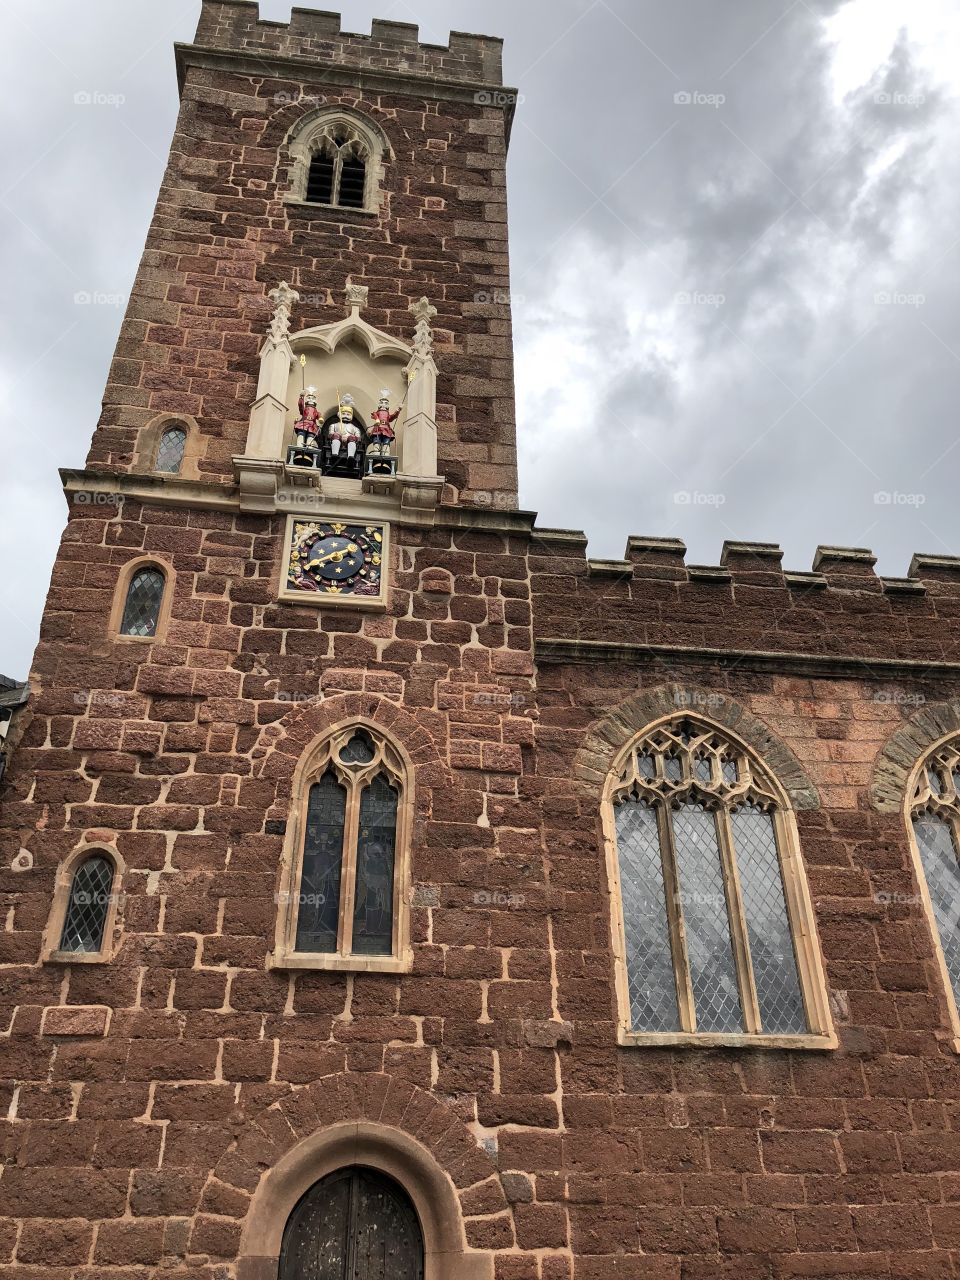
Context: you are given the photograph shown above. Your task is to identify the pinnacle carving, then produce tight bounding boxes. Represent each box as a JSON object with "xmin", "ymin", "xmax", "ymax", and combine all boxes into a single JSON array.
[
  {"xmin": 410, "ymin": 296, "xmax": 437, "ymax": 358},
  {"xmin": 266, "ymin": 281, "xmax": 299, "ymax": 344}
]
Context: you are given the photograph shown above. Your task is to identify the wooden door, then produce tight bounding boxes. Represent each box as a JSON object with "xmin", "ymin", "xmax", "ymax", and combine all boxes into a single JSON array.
[{"xmin": 279, "ymin": 1167, "xmax": 425, "ymax": 1280}]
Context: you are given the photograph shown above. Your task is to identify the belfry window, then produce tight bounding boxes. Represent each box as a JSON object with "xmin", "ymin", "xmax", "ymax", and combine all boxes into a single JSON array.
[
  {"xmin": 908, "ymin": 743, "xmax": 960, "ymax": 1039},
  {"xmin": 606, "ymin": 717, "xmax": 833, "ymax": 1046},
  {"xmin": 286, "ymin": 107, "xmax": 391, "ymax": 214},
  {"xmin": 119, "ymin": 567, "xmax": 165, "ymax": 638},
  {"xmin": 275, "ymin": 725, "xmax": 411, "ymax": 970},
  {"xmin": 306, "ymin": 135, "xmax": 368, "ymax": 209}
]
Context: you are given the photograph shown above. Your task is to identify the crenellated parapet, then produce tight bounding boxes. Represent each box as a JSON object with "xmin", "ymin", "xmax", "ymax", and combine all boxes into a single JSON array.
[
  {"xmin": 186, "ymin": 0, "xmax": 508, "ymax": 91},
  {"xmin": 531, "ymin": 529, "xmax": 960, "ymax": 676}
]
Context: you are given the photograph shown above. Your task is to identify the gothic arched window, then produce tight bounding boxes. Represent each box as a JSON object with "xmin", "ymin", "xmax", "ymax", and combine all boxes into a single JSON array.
[
  {"xmin": 307, "ymin": 135, "xmax": 367, "ymax": 209},
  {"xmin": 155, "ymin": 424, "xmax": 187, "ymax": 473},
  {"xmin": 908, "ymin": 741, "xmax": 960, "ymax": 1043},
  {"xmin": 273, "ymin": 724, "xmax": 412, "ymax": 972},
  {"xmin": 280, "ymin": 1168, "xmax": 424, "ymax": 1280},
  {"xmin": 285, "ymin": 107, "xmax": 392, "ymax": 214},
  {"xmin": 605, "ymin": 717, "xmax": 833, "ymax": 1047},
  {"xmin": 118, "ymin": 565, "xmax": 166, "ymax": 638}
]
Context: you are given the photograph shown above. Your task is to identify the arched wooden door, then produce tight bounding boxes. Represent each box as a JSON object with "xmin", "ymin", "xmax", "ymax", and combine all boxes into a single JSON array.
[{"xmin": 279, "ymin": 1166, "xmax": 425, "ymax": 1280}]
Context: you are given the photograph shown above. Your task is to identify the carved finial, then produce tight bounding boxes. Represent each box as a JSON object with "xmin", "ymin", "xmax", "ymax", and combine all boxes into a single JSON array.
[
  {"xmin": 410, "ymin": 297, "xmax": 438, "ymax": 358},
  {"xmin": 346, "ymin": 283, "xmax": 369, "ymax": 315},
  {"xmin": 267, "ymin": 281, "xmax": 299, "ymax": 343}
]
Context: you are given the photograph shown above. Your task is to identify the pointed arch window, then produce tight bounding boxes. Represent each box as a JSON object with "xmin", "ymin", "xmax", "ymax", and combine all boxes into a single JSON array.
[
  {"xmin": 119, "ymin": 566, "xmax": 165, "ymax": 638},
  {"xmin": 273, "ymin": 725, "xmax": 412, "ymax": 973},
  {"xmin": 605, "ymin": 717, "xmax": 834, "ymax": 1048},
  {"xmin": 306, "ymin": 134, "xmax": 367, "ymax": 209},
  {"xmin": 285, "ymin": 108, "xmax": 392, "ymax": 214},
  {"xmin": 908, "ymin": 742, "xmax": 960, "ymax": 1046}
]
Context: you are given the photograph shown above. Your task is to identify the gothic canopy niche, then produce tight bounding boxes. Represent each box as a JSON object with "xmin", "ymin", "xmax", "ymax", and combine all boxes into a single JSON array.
[{"xmin": 234, "ymin": 283, "xmax": 441, "ymax": 514}]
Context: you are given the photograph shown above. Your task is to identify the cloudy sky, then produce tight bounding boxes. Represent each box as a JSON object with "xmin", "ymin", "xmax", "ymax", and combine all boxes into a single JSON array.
[{"xmin": 2, "ymin": 0, "xmax": 959, "ymax": 679}]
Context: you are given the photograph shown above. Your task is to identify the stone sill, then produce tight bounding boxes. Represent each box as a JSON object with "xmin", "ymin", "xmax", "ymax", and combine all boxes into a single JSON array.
[
  {"xmin": 618, "ymin": 1029, "xmax": 838, "ymax": 1052},
  {"xmin": 283, "ymin": 197, "xmax": 379, "ymax": 220},
  {"xmin": 268, "ymin": 951, "xmax": 413, "ymax": 974},
  {"xmin": 42, "ymin": 950, "xmax": 111, "ymax": 966}
]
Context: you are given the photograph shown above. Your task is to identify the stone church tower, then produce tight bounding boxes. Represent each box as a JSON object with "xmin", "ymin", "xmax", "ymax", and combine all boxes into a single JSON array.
[{"xmin": 5, "ymin": 3, "xmax": 960, "ymax": 1277}]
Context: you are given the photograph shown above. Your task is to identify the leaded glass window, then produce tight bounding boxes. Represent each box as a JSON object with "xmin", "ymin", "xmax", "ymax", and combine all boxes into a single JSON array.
[
  {"xmin": 119, "ymin": 567, "xmax": 165, "ymax": 638},
  {"xmin": 909, "ymin": 744, "xmax": 960, "ymax": 1027},
  {"xmin": 156, "ymin": 425, "xmax": 187, "ymax": 474},
  {"xmin": 609, "ymin": 717, "xmax": 827, "ymax": 1042},
  {"xmin": 291, "ymin": 727, "xmax": 405, "ymax": 961},
  {"xmin": 59, "ymin": 853, "xmax": 115, "ymax": 954}
]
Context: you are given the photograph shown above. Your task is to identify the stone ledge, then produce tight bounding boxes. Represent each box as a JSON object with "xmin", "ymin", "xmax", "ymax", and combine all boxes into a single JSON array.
[{"xmin": 535, "ymin": 637, "xmax": 960, "ymax": 682}]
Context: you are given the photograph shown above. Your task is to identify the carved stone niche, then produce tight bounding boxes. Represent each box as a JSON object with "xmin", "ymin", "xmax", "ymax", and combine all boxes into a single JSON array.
[{"xmin": 233, "ymin": 284, "xmax": 443, "ymax": 514}]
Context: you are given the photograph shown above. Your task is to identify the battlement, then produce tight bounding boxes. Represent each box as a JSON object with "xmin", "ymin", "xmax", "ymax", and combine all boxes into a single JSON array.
[
  {"xmin": 529, "ymin": 530, "xmax": 960, "ymax": 673},
  {"xmin": 533, "ymin": 531, "xmax": 960, "ymax": 596},
  {"xmin": 190, "ymin": 0, "xmax": 506, "ymax": 87}
]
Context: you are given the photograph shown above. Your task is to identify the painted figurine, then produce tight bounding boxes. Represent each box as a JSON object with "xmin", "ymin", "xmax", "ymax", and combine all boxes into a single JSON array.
[
  {"xmin": 294, "ymin": 385, "xmax": 322, "ymax": 451},
  {"xmin": 328, "ymin": 394, "xmax": 362, "ymax": 459},
  {"xmin": 369, "ymin": 389, "xmax": 401, "ymax": 460}
]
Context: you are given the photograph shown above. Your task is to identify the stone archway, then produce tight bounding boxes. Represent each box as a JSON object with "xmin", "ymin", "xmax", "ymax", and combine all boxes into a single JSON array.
[{"xmin": 199, "ymin": 1073, "xmax": 505, "ymax": 1280}]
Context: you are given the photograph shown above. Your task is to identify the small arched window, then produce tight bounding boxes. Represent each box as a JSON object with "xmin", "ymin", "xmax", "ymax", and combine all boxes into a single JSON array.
[
  {"xmin": 606, "ymin": 716, "xmax": 833, "ymax": 1047},
  {"xmin": 908, "ymin": 742, "xmax": 960, "ymax": 1041},
  {"xmin": 155, "ymin": 424, "xmax": 187, "ymax": 474},
  {"xmin": 58, "ymin": 852, "xmax": 116, "ymax": 955},
  {"xmin": 119, "ymin": 566, "xmax": 165, "ymax": 638},
  {"xmin": 274, "ymin": 724, "xmax": 411, "ymax": 972}
]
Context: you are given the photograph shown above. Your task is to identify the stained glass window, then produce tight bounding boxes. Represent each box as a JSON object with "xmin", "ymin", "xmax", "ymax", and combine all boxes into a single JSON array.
[
  {"xmin": 289, "ymin": 726, "xmax": 404, "ymax": 962},
  {"xmin": 156, "ymin": 426, "xmax": 187, "ymax": 474},
  {"xmin": 610, "ymin": 717, "xmax": 824, "ymax": 1041},
  {"xmin": 119, "ymin": 567, "xmax": 165, "ymax": 637},
  {"xmin": 909, "ymin": 745, "xmax": 960, "ymax": 1025},
  {"xmin": 59, "ymin": 854, "xmax": 115, "ymax": 953}
]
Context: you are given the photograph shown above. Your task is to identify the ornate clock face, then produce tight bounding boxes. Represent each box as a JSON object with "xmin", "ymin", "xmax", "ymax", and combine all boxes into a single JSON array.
[{"xmin": 287, "ymin": 520, "xmax": 385, "ymax": 599}]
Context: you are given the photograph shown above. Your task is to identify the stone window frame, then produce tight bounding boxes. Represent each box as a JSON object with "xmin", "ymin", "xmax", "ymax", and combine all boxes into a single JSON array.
[
  {"xmin": 41, "ymin": 843, "xmax": 125, "ymax": 966},
  {"xmin": 269, "ymin": 718, "xmax": 414, "ymax": 975},
  {"xmin": 108, "ymin": 555, "xmax": 175, "ymax": 644},
  {"xmin": 284, "ymin": 105, "xmax": 394, "ymax": 215},
  {"xmin": 603, "ymin": 712, "xmax": 836, "ymax": 1051},
  {"xmin": 905, "ymin": 734, "xmax": 960, "ymax": 1054},
  {"xmin": 133, "ymin": 412, "xmax": 206, "ymax": 481}
]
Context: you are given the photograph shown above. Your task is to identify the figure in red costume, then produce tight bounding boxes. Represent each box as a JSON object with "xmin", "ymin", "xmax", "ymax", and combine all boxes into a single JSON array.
[
  {"xmin": 294, "ymin": 385, "xmax": 322, "ymax": 457},
  {"xmin": 368, "ymin": 389, "xmax": 400, "ymax": 469}
]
